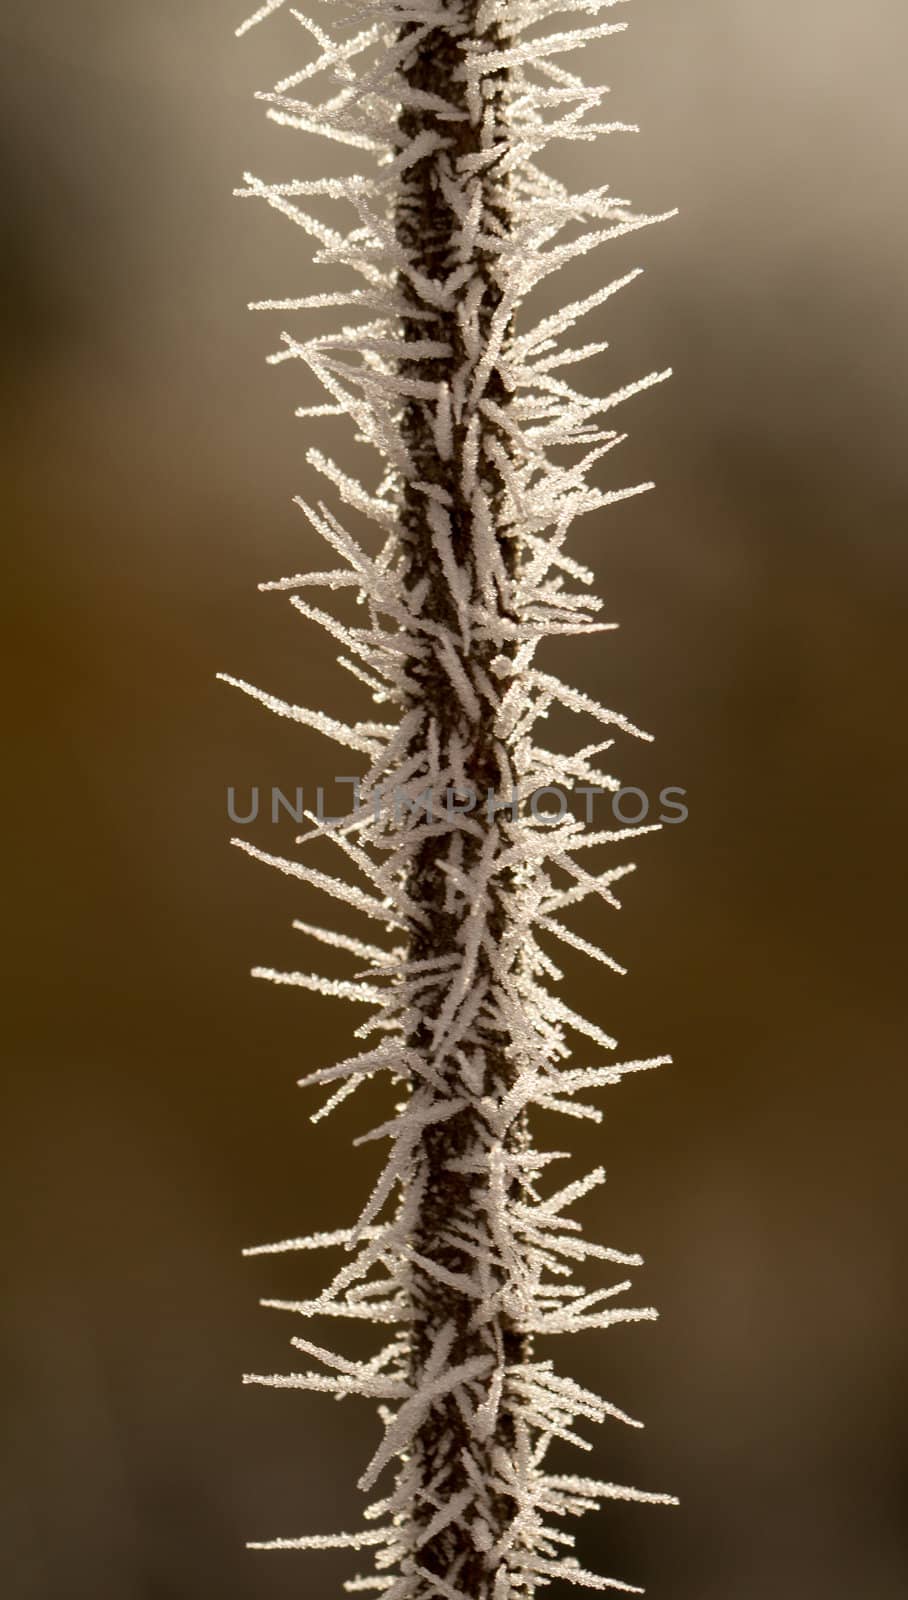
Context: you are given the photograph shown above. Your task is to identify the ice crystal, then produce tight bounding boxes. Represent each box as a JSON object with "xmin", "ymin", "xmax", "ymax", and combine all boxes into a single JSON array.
[{"xmin": 228, "ymin": 0, "xmax": 677, "ymax": 1594}]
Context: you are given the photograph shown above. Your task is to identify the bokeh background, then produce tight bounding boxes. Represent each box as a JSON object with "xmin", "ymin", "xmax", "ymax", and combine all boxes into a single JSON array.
[{"xmin": 2, "ymin": 2, "xmax": 906, "ymax": 1596}]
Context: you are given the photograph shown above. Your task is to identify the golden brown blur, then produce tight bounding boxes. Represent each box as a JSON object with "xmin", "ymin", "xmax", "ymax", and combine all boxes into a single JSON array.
[{"xmin": 2, "ymin": 2, "xmax": 906, "ymax": 1595}]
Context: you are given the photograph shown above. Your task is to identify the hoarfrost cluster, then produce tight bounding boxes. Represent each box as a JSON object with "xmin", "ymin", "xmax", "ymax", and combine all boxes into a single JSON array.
[{"xmin": 227, "ymin": 0, "xmax": 676, "ymax": 1594}]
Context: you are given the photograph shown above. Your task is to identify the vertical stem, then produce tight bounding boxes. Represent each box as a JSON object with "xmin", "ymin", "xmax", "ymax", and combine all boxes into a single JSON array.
[
  {"xmin": 235, "ymin": 2, "xmax": 674, "ymax": 1591},
  {"xmin": 395, "ymin": 5, "xmax": 527, "ymax": 1593}
]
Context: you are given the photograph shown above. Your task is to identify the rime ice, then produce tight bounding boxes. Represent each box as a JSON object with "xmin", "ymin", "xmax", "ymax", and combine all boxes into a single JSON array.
[{"xmin": 229, "ymin": 0, "xmax": 676, "ymax": 1594}]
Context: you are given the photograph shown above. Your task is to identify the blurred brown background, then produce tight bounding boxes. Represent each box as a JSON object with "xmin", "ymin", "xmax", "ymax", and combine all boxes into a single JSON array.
[{"xmin": 2, "ymin": 1, "xmax": 906, "ymax": 1596}]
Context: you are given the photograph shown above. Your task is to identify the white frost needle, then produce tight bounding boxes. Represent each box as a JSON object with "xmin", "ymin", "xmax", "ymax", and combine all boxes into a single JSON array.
[{"xmin": 227, "ymin": 0, "xmax": 675, "ymax": 1595}]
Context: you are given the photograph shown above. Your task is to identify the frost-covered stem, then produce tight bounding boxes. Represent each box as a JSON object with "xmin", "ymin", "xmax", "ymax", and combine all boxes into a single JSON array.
[
  {"xmin": 230, "ymin": 2, "xmax": 678, "ymax": 1595},
  {"xmin": 395, "ymin": 10, "xmax": 528, "ymax": 1587}
]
